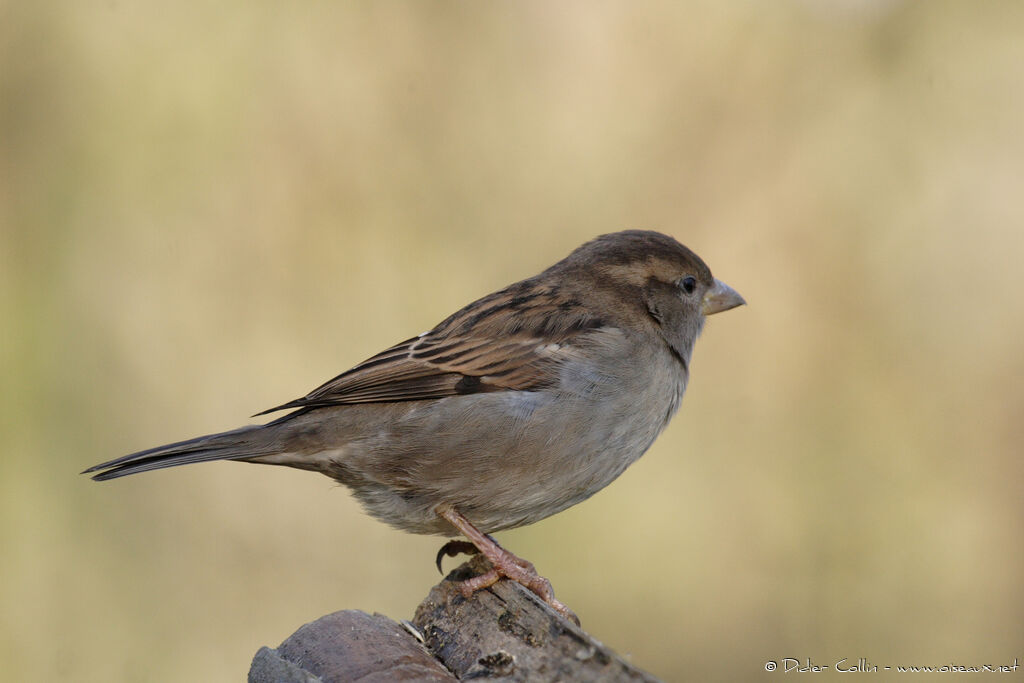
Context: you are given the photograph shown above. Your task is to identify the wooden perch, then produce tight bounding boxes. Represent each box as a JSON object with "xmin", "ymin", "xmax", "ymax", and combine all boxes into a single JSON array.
[{"xmin": 249, "ymin": 555, "xmax": 661, "ymax": 682}]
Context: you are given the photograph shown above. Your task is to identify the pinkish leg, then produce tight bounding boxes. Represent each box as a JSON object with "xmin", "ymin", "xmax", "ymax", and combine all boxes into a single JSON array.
[{"xmin": 436, "ymin": 505, "xmax": 579, "ymax": 625}]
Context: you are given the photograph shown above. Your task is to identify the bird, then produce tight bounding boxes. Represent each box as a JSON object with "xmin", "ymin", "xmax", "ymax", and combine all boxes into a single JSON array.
[{"xmin": 85, "ymin": 230, "xmax": 744, "ymax": 622}]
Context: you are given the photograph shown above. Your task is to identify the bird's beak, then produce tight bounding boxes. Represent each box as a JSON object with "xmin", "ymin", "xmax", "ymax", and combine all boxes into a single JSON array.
[{"xmin": 702, "ymin": 279, "xmax": 746, "ymax": 316}]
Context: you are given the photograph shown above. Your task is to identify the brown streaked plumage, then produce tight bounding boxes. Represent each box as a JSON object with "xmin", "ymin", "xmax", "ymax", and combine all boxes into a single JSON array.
[{"xmin": 85, "ymin": 230, "xmax": 744, "ymax": 622}]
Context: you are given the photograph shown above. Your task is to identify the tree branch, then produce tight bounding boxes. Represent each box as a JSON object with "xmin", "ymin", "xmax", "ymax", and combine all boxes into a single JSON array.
[{"xmin": 249, "ymin": 555, "xmax": 661, "ymax": 682}]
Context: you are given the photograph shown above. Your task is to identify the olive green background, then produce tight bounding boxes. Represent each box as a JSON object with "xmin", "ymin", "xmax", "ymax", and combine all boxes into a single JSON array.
[{"xmin": 3, "ymin": 2, "xmax": 1022, "ymax": 680}]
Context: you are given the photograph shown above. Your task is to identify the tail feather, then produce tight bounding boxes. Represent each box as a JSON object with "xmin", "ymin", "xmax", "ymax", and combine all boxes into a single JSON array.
[{"xmin": 84, "ymin": 425, "xmax": 274, "ymax": 481}]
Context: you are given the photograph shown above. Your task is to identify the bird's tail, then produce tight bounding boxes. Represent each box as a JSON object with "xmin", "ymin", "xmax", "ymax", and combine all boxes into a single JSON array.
[{"xmin": 83, "ymin": 424, "xmax": 279, "ymax": 481}]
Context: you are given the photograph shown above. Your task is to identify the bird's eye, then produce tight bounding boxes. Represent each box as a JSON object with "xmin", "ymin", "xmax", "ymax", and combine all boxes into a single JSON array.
[{"xmin": 679, "ymin": 276, "xmax": 697, "ymax": 295}]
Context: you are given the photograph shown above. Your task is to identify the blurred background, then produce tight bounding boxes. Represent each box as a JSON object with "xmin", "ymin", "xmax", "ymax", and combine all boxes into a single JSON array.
[{"xmin": 3, "ymin": 1, "xmax": 1023, "ymax": 680}]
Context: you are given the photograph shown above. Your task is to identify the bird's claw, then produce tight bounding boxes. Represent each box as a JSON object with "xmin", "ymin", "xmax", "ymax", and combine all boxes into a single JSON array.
[{"xmin": 435, "ymin": 540, "xmax": 480, "ymax": 574}]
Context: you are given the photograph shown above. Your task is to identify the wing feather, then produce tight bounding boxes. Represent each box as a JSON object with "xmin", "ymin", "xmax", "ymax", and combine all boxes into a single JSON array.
[{"xmin": 256, "ymin": 279, "xmax": 608, "ymax": 414}]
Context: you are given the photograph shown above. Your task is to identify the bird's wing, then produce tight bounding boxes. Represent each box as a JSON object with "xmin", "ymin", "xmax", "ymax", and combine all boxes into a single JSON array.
[{"xmin": 256, "ymin": 282, "xmax": 610, "ymax": 413}]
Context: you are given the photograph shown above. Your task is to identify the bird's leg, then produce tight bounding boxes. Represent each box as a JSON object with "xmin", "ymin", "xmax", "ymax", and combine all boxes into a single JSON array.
[{"xmin": 435, "ymin": 505, "xmax": 579, "ymax": 624}]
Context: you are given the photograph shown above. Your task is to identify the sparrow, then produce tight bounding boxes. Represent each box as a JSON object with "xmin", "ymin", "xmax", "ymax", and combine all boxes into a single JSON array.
[{"xmin": 85, "ymin": 230, "xmax": 744, "ymax": 622}]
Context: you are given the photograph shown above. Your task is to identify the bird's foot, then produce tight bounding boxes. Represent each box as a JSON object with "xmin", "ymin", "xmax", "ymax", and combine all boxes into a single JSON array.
[
  {"xmin": 435, "ymin": 506, "xmax": 580, "ymax": 625},
  {"xmin": 435, "ymin": 540, "xmax": 479, "ymax": 574}
]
